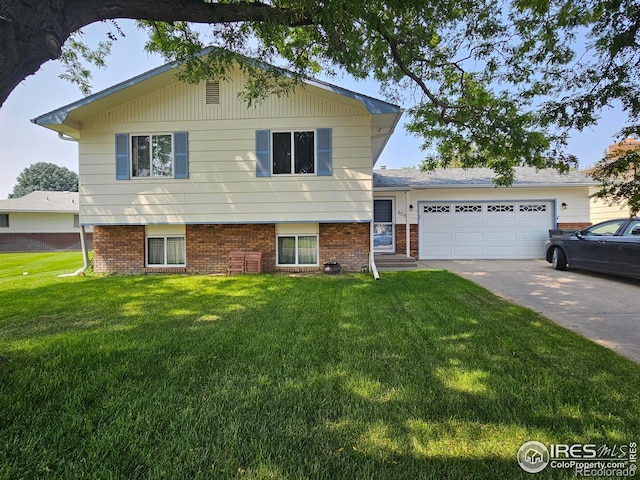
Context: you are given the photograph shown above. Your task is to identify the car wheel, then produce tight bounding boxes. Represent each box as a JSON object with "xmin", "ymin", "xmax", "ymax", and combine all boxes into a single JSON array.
[{"xmin": 551, "ymin": 247, "xmax": 567, "ymax": 271}]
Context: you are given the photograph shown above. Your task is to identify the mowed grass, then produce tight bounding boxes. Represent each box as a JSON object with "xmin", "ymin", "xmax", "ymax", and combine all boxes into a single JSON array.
[{"xmin": 0, "ymin": 253, "xmax": 639, "ymax": 479}]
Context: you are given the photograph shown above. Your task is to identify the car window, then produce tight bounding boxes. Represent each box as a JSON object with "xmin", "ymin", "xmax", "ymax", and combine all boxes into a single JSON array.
[
  {"xmin": 583, "ymin": 220, "xmax": 626, "ymax": 236},
  {"xmin": 622, "ymin": 220, "xmax": 640, "ymax": 236}
]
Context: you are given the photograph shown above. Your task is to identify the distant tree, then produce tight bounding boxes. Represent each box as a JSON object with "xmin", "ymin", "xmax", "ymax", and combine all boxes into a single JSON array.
[{"xmin": 9, "ymin": 162, "xmax": 78, "ymax": 199}]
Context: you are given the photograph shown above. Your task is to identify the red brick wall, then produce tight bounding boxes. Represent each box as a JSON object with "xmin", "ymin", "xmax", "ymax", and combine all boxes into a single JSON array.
[
  {"xmin": 395, "ymin": 224, "xmax": 419, "ymax": 259},
  {"xmin": 93, "ymin": 223, "xmax": 371, "ymax": 275},
  {"xmin": 93, "ymin": 225, "xmax": 145, "ymax": 273},
  {"xmin": 0, "ymin": 232, "xmax": 93, "ymax": 252},
  {"xmin": 557, "ymin": 222, "xmax": 592, "ymax": 230},
  {"xmin": 319, "ymin": 223, "xmax": 370, "ymax": 272},
  {"xmin": 186, "ymin": 224, "xmax": 276, "ymax": 274}
]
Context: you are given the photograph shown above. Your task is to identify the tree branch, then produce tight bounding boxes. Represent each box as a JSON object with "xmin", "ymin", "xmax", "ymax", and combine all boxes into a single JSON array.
[{"xmin": 0, "ymin": 0, "xmax": 315, "ymax": 108}]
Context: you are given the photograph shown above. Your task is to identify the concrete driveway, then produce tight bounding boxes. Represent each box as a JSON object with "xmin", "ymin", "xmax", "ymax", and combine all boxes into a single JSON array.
[{"xmin": 420, "ymin": 259, "xmax": 640, "ymax": 363}]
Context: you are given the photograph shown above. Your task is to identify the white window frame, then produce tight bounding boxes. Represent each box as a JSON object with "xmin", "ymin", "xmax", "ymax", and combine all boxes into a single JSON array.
[
  {"xmin": 276, "ymin": 234, "xmax": 319, "ymax": 266},
  {"xmin": 131, "ymin": 133, "xmax": 174, "ymax": 178},
  {"xmin": 146, "ymin": 235, "xmax": 186, "ymax": 267},
  {"xmin": 0, "ymin": 214, "xmax": 8, "ymax": 228},
  {"xmin": 272, "ymin": 130, "xmax": 316, "ymax": 176}
]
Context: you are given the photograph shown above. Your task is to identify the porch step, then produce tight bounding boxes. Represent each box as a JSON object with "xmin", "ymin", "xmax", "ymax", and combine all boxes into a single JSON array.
[{"xmin": 374, "ymin": 254, "xmax": 418, "ymax": 270}]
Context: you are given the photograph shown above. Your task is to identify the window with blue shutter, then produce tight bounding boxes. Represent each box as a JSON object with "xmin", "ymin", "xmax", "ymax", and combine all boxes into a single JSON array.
[
  {"xmin": 115, "ymin": 132, "xmax": 189, "ymax": 180},
  {"xmin": 173, "ymin": 132, "xmax": 189, "ymax": 179},
  {"xmin": 316, "ymin": 128, "xmax": 332, "ymax": 176},
  {"xmin": 256, "ymin": 130, "xmax": 271, "ymax": 177},
  {"xmin": 115, "ymin": 133, "xmax": 130, "ymax": 180}
]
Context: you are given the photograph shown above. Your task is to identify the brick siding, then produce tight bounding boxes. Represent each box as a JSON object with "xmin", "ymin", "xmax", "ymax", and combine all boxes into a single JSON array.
[
  {"xmin": 186, "ymin": 224, "xmax": 276, "ymax": 274},
  {"xmin": 93, "ymin": 225, "xmax": 145, "ymax": 274},
  {"xmin": 557, "ymin": 222, "xmax": 592, "ymax": 230},
  {"xmin": 0, "ymin": 232, "xmax": 93, "ymax": 252},
  {"xmin": 319, "ymin": 223, "xmax": 370, "ymax": 273},
  {"xmin": 395, "ymin": 224, "xmax": 418, "ymax": 259},
  {"xmin": 92, "ymin": 223, "xmax": 371, "ymax": 275}
]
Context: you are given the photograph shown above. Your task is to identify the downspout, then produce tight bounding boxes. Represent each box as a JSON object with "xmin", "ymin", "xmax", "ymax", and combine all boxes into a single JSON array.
[
  {"xmin": 58, "ymin": 225, "xmax": 90, "ymax": 277},
  {"xmin": 55, "ymin": 132, "xmax": 90, "ymax": 277},
  {"xmin": 405, "ymin": 191, "xmax": 411, "ymax": 258},
  {"xmin": 370, "ymin": 221, "xmax": 380, "ymax": 280}
]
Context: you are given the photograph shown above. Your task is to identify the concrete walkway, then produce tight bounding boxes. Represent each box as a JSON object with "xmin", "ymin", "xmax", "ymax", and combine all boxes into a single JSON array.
[{"xmin": 419, "ymin": 259, "xmax": 640, "ymax": 363}]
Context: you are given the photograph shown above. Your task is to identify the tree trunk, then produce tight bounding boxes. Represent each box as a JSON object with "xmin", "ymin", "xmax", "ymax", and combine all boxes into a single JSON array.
[{"xmin": 0, "ymin": 0, "xmax": 312, "ymax": 108}]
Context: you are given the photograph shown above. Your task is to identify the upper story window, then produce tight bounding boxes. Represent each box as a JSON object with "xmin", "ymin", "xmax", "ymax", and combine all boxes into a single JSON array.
[
  {"xmin": 256, "ymin": 128, "xmax": 332, "ymax": 178},
  {"xmin": 273, "ymin": 131, "xmax": 315, "ymax": 175},
  {"xmin": 115, "ymin": 132, "xmax": 188, "ymax": 180},
  {"xmin": 132, "ymin": 134, "xmax": 173, "ymax": 178},
  {"xmin": 0, "ymin": 214, "xmax": 8, "ymax": 228}
]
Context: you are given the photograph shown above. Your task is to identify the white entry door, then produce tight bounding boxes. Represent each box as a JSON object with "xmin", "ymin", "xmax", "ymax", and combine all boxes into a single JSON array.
[{"xmin": 419, "ymin": 201, "xmax": 553, "ymax": 259}]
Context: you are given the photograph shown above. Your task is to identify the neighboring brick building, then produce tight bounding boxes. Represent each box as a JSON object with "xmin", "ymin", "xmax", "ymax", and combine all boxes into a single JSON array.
[{"xmin": 0, "ymin": 191, "xmax": 93, "ymax": 252}]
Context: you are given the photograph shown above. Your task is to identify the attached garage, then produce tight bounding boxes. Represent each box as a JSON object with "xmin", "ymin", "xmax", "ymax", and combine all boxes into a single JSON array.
[
  {"xmin": 373, "ymin": 167, "xmax": 597, "ymax": 261},
  {"xmin": 418, "ymin": 200, "xmax": 553, "ymax": 259}
]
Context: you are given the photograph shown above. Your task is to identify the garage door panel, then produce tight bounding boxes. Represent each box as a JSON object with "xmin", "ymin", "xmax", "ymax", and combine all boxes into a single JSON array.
[
  {"xmin": 453, "ymin": 232, "xmax": 484, "ymax": 243},
  {"xmin": 452, "ymin": 246, "xmax": 484, "ymax": 257},
  {"xmin": 453, "ymin": 217, "xmax": 485, "ymax": 229},
  {"xmin": 485, "ymin": 217, "xmax": 517, "ymax": 228},
  {"xmin": 422, "ymin": 232, "xmax": 452, "ymax": 243},
  {"xmin": 427, "ymin": 217, "xmax": 454, "ymax": 230},
  {"xmin": 485, "ymin": 246, "xmax": 517, "ymax": 257},
  {"xmin": 485, "ymin": 232, "xmax": 516, "ymax": 242},
  {"xmin": 419, "ymin": 201, "xmax": 552, "ymax": 260}
]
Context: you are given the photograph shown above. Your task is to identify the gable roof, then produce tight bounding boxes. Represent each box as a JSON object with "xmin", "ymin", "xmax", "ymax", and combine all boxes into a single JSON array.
[
  {"xmin": 374, "ymin": 167, "xmax": 597, "ymax": 190},
  {"xmin": 31, "ymin": 47, "xmax": 402, "ymax": 140},
  {"xmin": 0, "ymin": 191, "xmax": 79, "ymax": 213}
]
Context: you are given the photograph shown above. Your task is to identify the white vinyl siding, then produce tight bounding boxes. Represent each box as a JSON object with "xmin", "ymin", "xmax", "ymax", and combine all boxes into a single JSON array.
[
  {"xmin": 78, "ymin": 67, "xmax": 372, "ymax": 226},
  {"xmin": 79, "ymin": 120, "xmax": 372, "ymax": 225},
  {"xmin": 589, "ymin": 187, "xmax": 632, "ymax": 223}
]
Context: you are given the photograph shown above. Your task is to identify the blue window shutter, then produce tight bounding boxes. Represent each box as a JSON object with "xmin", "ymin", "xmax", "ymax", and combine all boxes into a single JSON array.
[
  {"xmin": 256, "ymin": 129, "xmax": 271, "ymax": 177},
  {"xmin": 317, "ymin": 128, "xmax": 332, "ymax": 176},
  {"xmin": 174, "ymin": 132, "xmax": 189, "ymax": 179},
  {"xmin": 115, "ymin": 134, "xmax": 130, "ymax": 180}
]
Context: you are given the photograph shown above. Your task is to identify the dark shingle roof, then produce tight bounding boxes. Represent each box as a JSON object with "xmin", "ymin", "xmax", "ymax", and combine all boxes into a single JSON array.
[{"xmin": 373, "ymin": 167, "xmax": 596, "ymax": 189}]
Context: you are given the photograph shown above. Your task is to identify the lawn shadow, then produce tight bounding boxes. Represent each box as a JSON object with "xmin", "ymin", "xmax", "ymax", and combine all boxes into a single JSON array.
[{"xmin": 0, "ymin": 271, "xmax": 638, "ymax": 479}]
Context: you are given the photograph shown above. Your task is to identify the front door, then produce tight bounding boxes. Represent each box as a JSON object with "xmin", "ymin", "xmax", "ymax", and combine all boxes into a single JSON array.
[{"xmin": 374, "ymin": 199, "xmax": 394, "ymax": 253}]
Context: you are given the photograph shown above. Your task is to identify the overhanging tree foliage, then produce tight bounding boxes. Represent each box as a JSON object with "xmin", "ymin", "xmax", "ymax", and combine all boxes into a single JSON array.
[
  {"xmin": 591, "ymin": 146, "xmax": 640, "ymax": 218},
  {"xmin": 9, "ymin": 162, "xmax": 78, "ymax": 199},
  {"xmin": 1, "ymin": 0, "xmax": 639, "ymax": 190}
]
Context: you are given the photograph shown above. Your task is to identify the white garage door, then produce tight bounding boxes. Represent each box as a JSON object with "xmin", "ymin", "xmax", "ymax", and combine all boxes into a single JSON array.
[{"xmin": 419, "ymin": 201, "xmax": 553, "ymax": 259}]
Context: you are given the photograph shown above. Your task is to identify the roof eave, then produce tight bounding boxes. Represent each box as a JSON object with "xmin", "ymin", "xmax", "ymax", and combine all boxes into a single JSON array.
[
  {"xmin": 374, "ymin": 182, "xmax": 597, "ymax": 190},
  {"xmin": 32, "ymin": 47, "xmax": 402, "ymax": 133}
]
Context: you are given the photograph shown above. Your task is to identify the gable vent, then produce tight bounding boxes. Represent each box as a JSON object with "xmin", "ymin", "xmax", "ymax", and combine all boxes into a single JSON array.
[{"xmin": 206, "ymin": 81, "xmax": 220, "ymax": 104}]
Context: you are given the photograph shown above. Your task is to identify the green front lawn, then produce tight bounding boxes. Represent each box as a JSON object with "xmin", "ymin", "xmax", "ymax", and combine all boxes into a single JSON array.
[{"xmin": 0, "ymin": 253, "xmax": 638, "ymax": 479}]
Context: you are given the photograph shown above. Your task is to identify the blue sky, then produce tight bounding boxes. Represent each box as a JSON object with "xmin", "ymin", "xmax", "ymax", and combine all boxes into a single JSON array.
[{"xmin": 0, "ymin": 20, "xmax": 624, "ymax": 199}]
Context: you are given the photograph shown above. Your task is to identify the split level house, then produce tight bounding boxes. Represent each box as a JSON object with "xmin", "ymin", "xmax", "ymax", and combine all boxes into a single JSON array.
[
  {"xmin": 33, "ymin": 50, "xmax": 402, "ymax": 274},
  {"xmin": 33, "ymin": 50, "xmax": 598, "ymax": 272}
]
